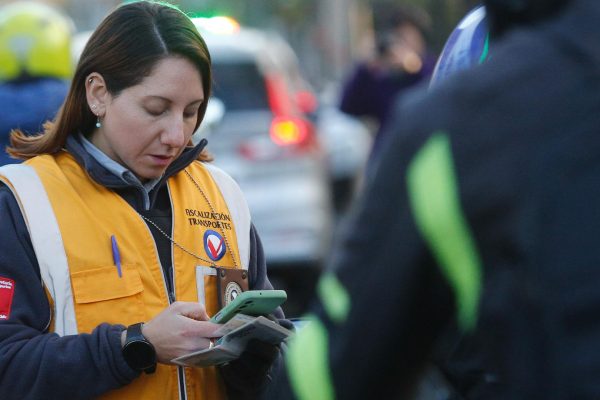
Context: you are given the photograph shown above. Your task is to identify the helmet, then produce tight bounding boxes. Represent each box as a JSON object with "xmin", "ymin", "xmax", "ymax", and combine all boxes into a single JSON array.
[
  {"xmin": 430, "ymin": 6, "xmax": 489, "ymax": 88},
  {"xmin": 430, "ymin": 0, "xmax": 572, "ymax": 87},
  {"xmin": 0, "ymin": 2, "xmax": 74, "ymax": 82}
]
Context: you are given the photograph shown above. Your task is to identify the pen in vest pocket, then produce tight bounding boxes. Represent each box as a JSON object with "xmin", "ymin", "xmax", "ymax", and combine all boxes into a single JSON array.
[{"xmin": 111, "ymin": 235, "xmax": 123, "ymax": 278}]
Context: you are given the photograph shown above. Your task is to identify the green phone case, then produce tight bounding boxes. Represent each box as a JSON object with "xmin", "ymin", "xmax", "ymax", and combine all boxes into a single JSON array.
[{"xmin": 210, "ymin": 290, "xmax": 287, "ymax": 324}]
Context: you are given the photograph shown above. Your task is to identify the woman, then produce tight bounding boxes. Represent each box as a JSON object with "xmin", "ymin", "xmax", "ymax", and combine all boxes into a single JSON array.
[{"xmin": 0, "ymin": 2, "xmax": 287, "ymax": 399}]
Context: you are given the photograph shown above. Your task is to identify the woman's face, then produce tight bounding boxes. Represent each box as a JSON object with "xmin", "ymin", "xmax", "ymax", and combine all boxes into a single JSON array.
[{"xmin": 91, "ymin": 56, "xmax": 204, "ymax": 181}]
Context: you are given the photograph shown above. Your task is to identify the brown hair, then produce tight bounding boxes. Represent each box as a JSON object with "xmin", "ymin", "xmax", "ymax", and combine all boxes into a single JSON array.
[{"xmin": 8, "ymin": 1, "xmax": 212, "ymax": 161}]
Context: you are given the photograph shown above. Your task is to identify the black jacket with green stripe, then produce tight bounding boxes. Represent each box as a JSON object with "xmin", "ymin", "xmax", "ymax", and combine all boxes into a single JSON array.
[{"xmin": 268, "ymin": 0, "xmax": 600, "ymax": 399}]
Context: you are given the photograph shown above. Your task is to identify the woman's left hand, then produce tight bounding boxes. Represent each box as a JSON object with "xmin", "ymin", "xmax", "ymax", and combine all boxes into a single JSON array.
[{"xmin": 220, "ymin": 338, "xmax": 281, "ymax": 399}]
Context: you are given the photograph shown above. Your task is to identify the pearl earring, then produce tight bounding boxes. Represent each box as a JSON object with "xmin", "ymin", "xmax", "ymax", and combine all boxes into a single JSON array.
[{"xmin": 91, "ymin": 105, "xmax": 101, "ymax": 128}]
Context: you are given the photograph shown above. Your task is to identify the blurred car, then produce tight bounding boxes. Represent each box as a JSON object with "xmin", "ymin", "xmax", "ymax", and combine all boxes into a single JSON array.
[{"xmin": 193, "ymin": 18, "xmax": 334, "ymax": 277}]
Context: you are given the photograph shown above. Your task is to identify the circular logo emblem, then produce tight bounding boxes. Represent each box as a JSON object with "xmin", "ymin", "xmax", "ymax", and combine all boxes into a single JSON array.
[
  {"xmin": 224, "ymin": 282, "xmax": 243, "ymax": 306},
  {"xmin": 203, "ymin": 230, "xmax": 226, "ymax": 261}
]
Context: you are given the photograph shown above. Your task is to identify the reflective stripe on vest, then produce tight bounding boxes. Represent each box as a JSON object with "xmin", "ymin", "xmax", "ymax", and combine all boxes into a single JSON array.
[{"xmin": 0, "ymin": 163, "xmax": 77, "ymax": 335}]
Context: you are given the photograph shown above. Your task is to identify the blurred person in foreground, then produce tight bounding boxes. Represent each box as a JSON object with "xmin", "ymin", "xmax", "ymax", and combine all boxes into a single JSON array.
[
  {"xmin": 339, "ymin": 5, "xmax": 437, "ymax": 164},
  {"xmin": 0, "ymin": 2, "xmax": 72, "ymax": 165},
  {"xmin": 266, "ymin": 0, "xmax": 600, "ymax": 398},
  {"xmin": 0, "ymin": 2, "xmax": 289, "ymax": 399}
]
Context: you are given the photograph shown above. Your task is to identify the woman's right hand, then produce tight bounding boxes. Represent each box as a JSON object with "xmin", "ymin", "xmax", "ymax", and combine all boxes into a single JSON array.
[{"xmin": 140, "ymin": 301, "xmax": 221, "ymax": 364}]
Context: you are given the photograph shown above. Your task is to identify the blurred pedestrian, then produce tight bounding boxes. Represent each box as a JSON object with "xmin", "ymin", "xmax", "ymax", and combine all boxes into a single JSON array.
[
  {"xmin": 339, "ymin": 5, "xmax": 437, "ymax": 165},
  {"xmin": 267, "ymin": 0, "xmax": 599, "ymax": 398},
  {"xmin": 0, "ymin": 2, "xmax": 288, "ymax": 399},
  {"xmin": 0, "ymin": 2, "xmax": 72, "ymax": 165}
]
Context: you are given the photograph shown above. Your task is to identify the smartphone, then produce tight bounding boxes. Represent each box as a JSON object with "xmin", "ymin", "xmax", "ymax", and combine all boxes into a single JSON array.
[{"xmin": 210, "ymin": 290, "xmax": 287, "ymax": 324}]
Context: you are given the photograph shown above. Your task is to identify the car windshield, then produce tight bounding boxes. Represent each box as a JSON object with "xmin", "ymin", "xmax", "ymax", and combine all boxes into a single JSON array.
[{"xmin": 212, "ymin": 61, "xmax": 269, "ymax": 111}]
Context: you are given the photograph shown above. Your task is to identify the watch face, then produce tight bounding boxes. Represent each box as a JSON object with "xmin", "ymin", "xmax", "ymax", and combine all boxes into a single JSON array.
[{"xmin": 123, "ymin": 340, "xmax": 156, "ymax": 370}]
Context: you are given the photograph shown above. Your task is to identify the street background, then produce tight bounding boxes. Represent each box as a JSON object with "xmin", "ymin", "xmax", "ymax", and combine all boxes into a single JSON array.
[
  {"xmin": 1, "ymin": 0, "xmax": 479, "ymax": 317},
  {"xmin": 1, "ymin": 0, "xmax": 478, "ymax": 91}
]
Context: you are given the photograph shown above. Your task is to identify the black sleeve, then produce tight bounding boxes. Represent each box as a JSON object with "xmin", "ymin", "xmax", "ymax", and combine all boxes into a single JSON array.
[{"xmin": 0, "ymin": 185, "xmax": 138, "ymax": 400}]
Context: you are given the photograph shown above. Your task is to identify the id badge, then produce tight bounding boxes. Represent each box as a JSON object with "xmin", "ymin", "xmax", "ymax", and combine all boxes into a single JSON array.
[{"xmin": 215, "ymin": 267, "xmax": 249, "ymax": 308}]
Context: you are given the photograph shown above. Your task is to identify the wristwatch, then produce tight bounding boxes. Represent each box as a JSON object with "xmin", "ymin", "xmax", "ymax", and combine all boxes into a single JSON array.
[{"xmin": 122, "ymin": 322, "xmax": 157, "ymax": 374}]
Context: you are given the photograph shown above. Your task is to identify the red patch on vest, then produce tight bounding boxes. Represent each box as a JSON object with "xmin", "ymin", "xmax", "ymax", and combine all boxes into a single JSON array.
[{"xmin": 0, "ymin": 277, "xmax": 15, "ymax": 320}]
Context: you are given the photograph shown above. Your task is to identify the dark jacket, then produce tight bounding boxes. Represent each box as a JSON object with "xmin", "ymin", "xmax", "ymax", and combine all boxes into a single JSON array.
[
  {"xmin": 0, "ymin": 78, "xmax": 68, "ymax": 165},
  {"xmin": 0, "ymin": 135, "xmax": 286, "ymax": 399},
  {"xmin": 270, "ymin": 0, "xmax": 600, "ymax": 398}
]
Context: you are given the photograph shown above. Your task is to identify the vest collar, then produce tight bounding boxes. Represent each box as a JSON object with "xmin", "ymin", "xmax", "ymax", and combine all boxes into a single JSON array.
[{"xmin": 65, "ymin": 135, "xmax": 208, "ymax": 191}]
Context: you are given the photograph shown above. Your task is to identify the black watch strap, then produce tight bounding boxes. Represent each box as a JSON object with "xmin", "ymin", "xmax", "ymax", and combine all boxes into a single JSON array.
[
  {"xmin": 126, "ymin": 322, "xmax": 144, "ymax": 340},
  {"xmin": 122, "ymin": 322, "xmax": 157, "ymax": 374}
]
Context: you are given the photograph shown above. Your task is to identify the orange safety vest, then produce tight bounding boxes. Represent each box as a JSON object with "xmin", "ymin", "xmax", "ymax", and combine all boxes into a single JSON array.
[{"xmin": 0, "ymin": 151, "xmax": 251, "ymax": 400}]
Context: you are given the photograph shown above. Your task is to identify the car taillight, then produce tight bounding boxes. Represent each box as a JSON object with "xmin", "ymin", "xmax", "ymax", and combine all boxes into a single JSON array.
[
  {"xmin": 270, "ymin": 117, "xmax": 308, "ymax": 146},
  {"xmin": 237, "ymin": 73, "xmax": 319, "ymax": 161},
  {"xmin": 237, "ymin": 117, "xmax": 317, "ymax": 161}
]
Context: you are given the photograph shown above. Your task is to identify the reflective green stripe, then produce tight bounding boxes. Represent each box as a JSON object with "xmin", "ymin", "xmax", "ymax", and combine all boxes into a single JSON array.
[
  {"xmin": 317, "ymin": 273, "xmax": 350, "ymax": 324},
  {"xmin": 406, "ymin": 132, "xmax": 482, "ymax": 331},
  {"xmin": 286, "ymin": 314, "xmax": 335, "ymax": 400},
  {"xmin": 479, "ymin": 34, "xmax": 490, "ymax": 64}
]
